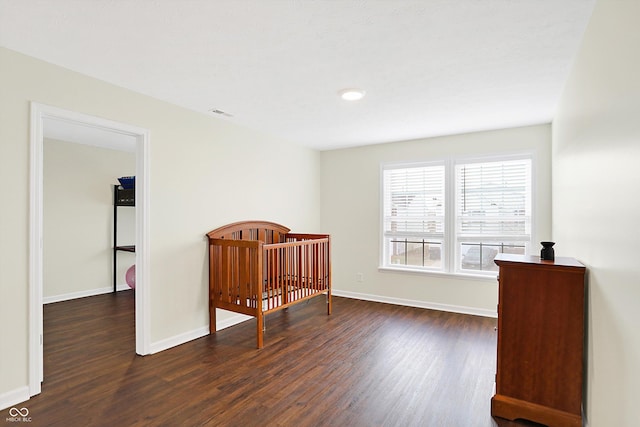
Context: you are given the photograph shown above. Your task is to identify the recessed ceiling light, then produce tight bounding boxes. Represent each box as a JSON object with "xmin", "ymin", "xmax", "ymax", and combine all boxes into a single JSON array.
[{"xmin": 338, "ymin": 88, "xmax": 366, "ymax": 101}]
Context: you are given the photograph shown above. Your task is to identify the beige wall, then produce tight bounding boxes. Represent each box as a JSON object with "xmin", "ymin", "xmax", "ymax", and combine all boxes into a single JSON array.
[
  {"xmin": 0, "ymin": 47, "xmax": 320, "ymax": 401},
  {"xmin": 552, "ymin": 0, "xmax": 640, "ymax": 425},
  {"xmin": 321, "ymin": 124, "xmax": 552, "ymax": 314},
  {"xmin": 43, "ymin": 139, "xmax": 136, "ymax": 299}
]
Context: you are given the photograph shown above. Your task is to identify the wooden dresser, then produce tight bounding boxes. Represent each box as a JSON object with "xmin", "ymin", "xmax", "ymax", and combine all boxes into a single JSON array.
[{"xmin": 492, "ymin": 254, "xmax": 586, "ymax": 427}]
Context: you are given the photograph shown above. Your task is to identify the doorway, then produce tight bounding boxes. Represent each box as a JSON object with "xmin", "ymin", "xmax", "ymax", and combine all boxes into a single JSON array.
[{"xmin": 29, "ymin": 103, "xmax": 150, "ymax": 397}]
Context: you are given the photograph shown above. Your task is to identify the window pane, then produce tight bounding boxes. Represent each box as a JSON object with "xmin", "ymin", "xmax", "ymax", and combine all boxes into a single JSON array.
[
  {"xmin": 387, "ymin": 237, "xmax": 442, "ymax": 269},
  {"xmin": 459, "ymin": 242, "xmax": 527, "ymax": 272},
  {"xmin": 460, "ymin": 243, "xmax": 498, "ymax": 272}
]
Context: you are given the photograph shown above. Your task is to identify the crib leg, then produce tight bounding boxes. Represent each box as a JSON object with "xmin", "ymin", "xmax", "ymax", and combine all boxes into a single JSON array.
[
  {"xmin": 210, "ymin": 303, "xmax": 216, "ymax": 334},
  {"xmin": 256, "ymin": 312, "xmax": 264, "ymax": 349}
]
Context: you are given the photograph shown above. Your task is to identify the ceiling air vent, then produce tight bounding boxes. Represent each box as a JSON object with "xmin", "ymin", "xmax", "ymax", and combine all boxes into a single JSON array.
[{"xmin": 209, "ymin": 108, "xmax": 233, "ymax": 118}]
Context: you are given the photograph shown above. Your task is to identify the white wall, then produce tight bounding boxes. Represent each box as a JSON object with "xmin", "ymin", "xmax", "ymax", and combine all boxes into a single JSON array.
[
  {"xmin": 321, "ymin": 124, "xmax": 551, "ymax": 315},
  {"xmin": 552, "ymin": 1, "xmax": 640, "ymax": 425},
  {"xmin": 43, "ymin": 139, "xmax": 135, "ymax": 300},
  {"xmin": 0, "ymin": 47, "xmax": 320, "ymax": 404}
]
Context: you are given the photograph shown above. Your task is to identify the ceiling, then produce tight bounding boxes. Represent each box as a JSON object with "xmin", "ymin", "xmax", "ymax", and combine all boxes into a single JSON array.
[{"xmin": 0, "ymin": 0, "xmax": 596, "ymax": 151}]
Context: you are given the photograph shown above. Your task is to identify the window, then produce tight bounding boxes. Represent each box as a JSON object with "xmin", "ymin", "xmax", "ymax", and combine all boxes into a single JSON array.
[
  {"xmin": 381, "ymin": 155, "xmax": 533, "ymax": 276},
  {"xmin": 382, "ymin": 163, "xmax": 445, "ymax": 271},
  {"xmin": 455, "ymin": 158, "xmax": 531, "ymax": 274}
]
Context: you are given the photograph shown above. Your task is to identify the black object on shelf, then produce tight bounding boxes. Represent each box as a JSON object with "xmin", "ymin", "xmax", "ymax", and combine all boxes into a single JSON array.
[
  {"xmin": 540, "ymin": 241, "xmax": 555, "ymax": 261},
  {"xmin": 114, "ymin": 184, "xmax": 135, "ymax": 292},
  {"xmin": 115, "ymin": 187, "xmax": 135, "ymax": 206},
  {"xmin": 118, "ymin": 176, "xmax": 135, "ymax": 189}
]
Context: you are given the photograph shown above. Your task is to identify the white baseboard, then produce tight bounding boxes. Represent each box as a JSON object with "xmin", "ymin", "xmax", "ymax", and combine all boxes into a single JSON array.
[
  {"xmin": 43, "ymin": 285, "xmax": 130, "ymax": 304},
  {"xmin": 332, "ymin": 289, "xmax": 498, "ymax": 318},
  {"xmin": 148, "ymin": 312, "xmax": 252, "ymax": 354},
  {"xmin": 149, "ymin": 326, "xmax": 210, "ymax": 354},
  {"xmin": 0, "ymin": 386, "xmax": 29, "ymax": 412}
]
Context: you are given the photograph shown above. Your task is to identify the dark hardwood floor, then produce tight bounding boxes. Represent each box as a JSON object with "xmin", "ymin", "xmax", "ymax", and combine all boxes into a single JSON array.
[{"xmin": 8, "ymin": 291, "xmax": 542, "ymax": 426}]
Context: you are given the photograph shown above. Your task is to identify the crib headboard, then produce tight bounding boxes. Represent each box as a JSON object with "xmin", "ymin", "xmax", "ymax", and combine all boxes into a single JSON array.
[{"xmin": 206, "ymin": 220, "xmax": 291, "ymax": 244}]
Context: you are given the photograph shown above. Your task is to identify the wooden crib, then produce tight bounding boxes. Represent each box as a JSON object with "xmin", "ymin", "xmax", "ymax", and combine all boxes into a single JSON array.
[{"xmin": 206, "ymin": 220, "xmax": 331, "ymax": 348}]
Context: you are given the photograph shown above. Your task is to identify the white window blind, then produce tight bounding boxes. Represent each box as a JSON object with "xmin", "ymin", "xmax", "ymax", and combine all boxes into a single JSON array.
[
  {"xmin": 383, "ymin": 164, "xmax": 445, "ymax": 236},
  {"xmin": 382, "ymin": 164, "xmax": 445, "ymax": 270},
  {"xmin": 455, "ymin": 158, "xmax": 532, "ymax": 273}
]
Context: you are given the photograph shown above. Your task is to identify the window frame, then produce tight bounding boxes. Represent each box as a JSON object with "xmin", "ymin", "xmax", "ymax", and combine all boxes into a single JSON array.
[{"xmin": 380, "ymin": 152, "xmax": 535, "ymax": 278}]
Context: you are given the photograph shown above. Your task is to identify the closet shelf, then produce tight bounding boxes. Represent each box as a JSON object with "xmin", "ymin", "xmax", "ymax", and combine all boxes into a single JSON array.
[{"xmin": 113, "ymin": 184, "xmax": 135, "ymax": 292}]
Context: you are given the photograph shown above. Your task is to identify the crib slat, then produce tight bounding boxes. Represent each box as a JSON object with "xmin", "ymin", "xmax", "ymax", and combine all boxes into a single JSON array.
[
  {"xmin": 281, "ymin": 246, "xmax": 287, "ymax": 305},
  {"xmin": 238, "ymin": 247, "xmax": 248, "ymax": 306},
  {"xmin": 221, "ymin": 244, "xmax": 230, "ymax": 303},
  {"xmin": 272, "ymin": 248, "xmax": 278, "ymax": 308},
  {"xmin": 251, "ymin": 246, "xmax": 258, "ymax": 307},
  {"xmin": 266, "ymin": 249, "xmax": 273, "ymax": 310},
  {"xmin": 256, "ymin": 241, "xmax": 264, "ymax": 348}
]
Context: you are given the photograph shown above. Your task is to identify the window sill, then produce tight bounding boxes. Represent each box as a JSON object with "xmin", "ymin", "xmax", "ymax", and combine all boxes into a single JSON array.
[{"xmin": 378, "ymin": 266, "xmax": 498, "ymax": 282}]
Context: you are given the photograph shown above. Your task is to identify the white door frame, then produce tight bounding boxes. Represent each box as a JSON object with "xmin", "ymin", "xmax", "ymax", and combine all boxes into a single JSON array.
[{"xmin": 29, "ymin": 102, "xmax": 151, "ymax": 396}]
